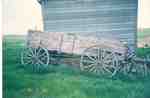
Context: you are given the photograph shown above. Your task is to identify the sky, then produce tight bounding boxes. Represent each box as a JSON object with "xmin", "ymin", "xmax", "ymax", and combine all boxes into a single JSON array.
[{"xmin": 2, "ymin": 0, "xmax": 150, "ymax": 35}]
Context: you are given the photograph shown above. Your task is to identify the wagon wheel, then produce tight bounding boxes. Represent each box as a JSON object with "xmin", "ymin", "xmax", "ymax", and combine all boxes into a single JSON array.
[
  {"xmin": 130, "ymin": 60, "xmax": 147, "ymax": 77},
  {"xmin": 120, "ymin": 61, "xmax": 132, "ymax": 75},
  {"xmin": 80, "ymin": 46, "xmax": 119, "ymax": 77},
  {"xmin": 146, "ymin": 54, "xmax": 150, "ymax": 76},
  {"xmin": 123, "ymin": 58, "xmax": 148, "ymax": 77},
  {"xmin": 21, "ymin": 47, "xmax": 49, "ymax": 71}
]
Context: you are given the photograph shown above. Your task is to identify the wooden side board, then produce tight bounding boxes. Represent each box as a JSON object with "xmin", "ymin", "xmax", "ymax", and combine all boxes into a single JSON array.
[{"xmin": 27, "ymin": 30, "xmax": 126, "ymax": 55}]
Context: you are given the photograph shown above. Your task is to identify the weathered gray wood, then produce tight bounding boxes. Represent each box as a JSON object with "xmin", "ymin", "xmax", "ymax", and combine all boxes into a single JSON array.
[
  {"xmin": 27, "ymin": 30, "xmax": 126, "ymax": 55},
  {"xmin": 39, "ymin": 0, "xmax": 138, "ymax": 50}
]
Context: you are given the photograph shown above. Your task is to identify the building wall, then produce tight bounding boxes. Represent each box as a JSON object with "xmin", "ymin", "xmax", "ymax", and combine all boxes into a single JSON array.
[{"xmin": 40, "ymin": 0, "xmax": 138, "ymax": 50}]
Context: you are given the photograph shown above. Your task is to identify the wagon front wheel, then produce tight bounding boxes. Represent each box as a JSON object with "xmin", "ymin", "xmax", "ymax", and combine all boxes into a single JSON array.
[
  {"xmin": 80, "ymin": 46, "xmax": 118, "ymax": 77},
  {"xmin": 21, "ymin": 47, "xmax": 49, "ymax": 71}
]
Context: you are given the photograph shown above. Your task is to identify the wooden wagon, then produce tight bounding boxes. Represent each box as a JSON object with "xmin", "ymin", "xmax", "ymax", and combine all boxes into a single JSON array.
[
  {"xmin": 21, "ymin": 30, "xmax": 126, "ymax": 76},
  {"xmin": 21, "ymin": 30, "xmax": 150, "ymax": 77}
]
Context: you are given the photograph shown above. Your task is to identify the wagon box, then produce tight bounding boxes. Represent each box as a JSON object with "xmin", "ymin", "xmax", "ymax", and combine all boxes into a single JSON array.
[{"xmin": 27, "ymin": 30, "xmax": 126, "ymax": 55}]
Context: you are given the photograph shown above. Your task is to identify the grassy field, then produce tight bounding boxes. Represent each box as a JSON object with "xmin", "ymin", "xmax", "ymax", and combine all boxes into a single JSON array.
[{"xmin": 3, "ymin": 35, "xmax": 150, "ymax": 98}]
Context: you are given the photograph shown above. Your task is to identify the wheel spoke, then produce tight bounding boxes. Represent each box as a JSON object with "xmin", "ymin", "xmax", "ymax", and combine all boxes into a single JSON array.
[
  {"xmin": 34, "ymin": 48, "xmax": 37, "ymax": 56},
  {"xmin": 24, "ymin": 56, "xmax": 32, "ymax": 60},
  {"xmin": 83, "ymin": 63, "xmax": 95, "ymax": 69},
  {"xmin": 93, "ymin": 68, "xmax": 98, "ymax": 73},
  {"xmin": 37, "ymin": 47, "xmax": 42, "ymax": 55},
  {"xmin": 104, "ymin": 60, "xmax": 115, "ymax": 68},
  {"xmin": 104, "ymin": 53, "xmax": 113, "ymax": 61},
  {"xmin": 82, "ymin": 59, "xmax": 96, "ymax": 64},
  {"xmin": 25, "ymin": 51, "xmax": 33, "ymax": 57},
  {"xmin": 24, "ymin": 59, "xmax": 33, "ymax": 65},
  {"xmin": 89, "ymin": 65, "xmax": 96, "ymax": 72},
  {"xmin": 40, "ymin": 56, "xmax": 47, "ymax": 62},
  {"xmin": 97, "ymin": 48, "xmax": 100, "ymax": 61},
  {"xmin": 102, "ymin": 50, "xmax": 106, "ymax": 58},
  {"xmin": 85, "ymin": 53, "xmax": 97, "ymax": 62},
  {"xmin": 38, "ymin": 52, "xmax": 46, "ymax": 58},
  {"xmin": 28, "ymin": 48, "xmax": 34, "ymax": 55},
  {"xmin": 91, "ymin": 52, "xmax": 98, "ymax": 61},
  {"xmin": 104, "ymin": 59, "xmax": 112, "ymax": 64},
  {"xmin": 102, "ymin": 66, "xmax": 113, "ymax": 74},
  {"xmin": 38, "ymin": 59, "xmax": 44, "ymax": 65},
  {"xmin": 101, "ymin": 49, "xmax": 104, "ymax": 60},
  {"xmin": 24, "ymin": 53, "xmax": 32, "ymax": 58}
]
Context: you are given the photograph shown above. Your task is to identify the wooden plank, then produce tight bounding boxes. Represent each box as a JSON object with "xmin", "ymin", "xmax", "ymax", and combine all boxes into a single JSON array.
[
  {"xmin": 43, "ymin": 10, "xmax": 136, "ymax": 20},
  {"xmin": 45, "ymin": 0, "xmax": 137, "ymax": 8},
  {"xmin": 44, "ymin": 4, "xmax": 137, "ymax": 12},
  {"xmin": 41, "ymin": 0, "xmax": 138, "ymax": 50},
  {"xmin": 27, "ymin": 31, "xmax": 126, "ymax": 54}
]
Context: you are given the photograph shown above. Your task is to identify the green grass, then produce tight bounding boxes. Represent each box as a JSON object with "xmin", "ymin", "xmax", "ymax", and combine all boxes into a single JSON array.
[{"xmin": 3, "ymin": 35, "xmax": 150, "ymax": 98}]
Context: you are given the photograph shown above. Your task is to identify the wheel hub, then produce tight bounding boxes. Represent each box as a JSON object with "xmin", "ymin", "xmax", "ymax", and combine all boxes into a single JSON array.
[
  {"xmin": 32, "ymin": 55, "xmax": 39, "ymax": 62},
  {"xmin": 97, "ymin": 59, "xmax": 103, "ymax": 65}
]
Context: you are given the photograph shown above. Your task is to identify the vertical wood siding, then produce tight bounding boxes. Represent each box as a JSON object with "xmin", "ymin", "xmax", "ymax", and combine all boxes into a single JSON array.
[{"xmin": 40, "ymin": 0, "xmax": 138, "ymax": 50}]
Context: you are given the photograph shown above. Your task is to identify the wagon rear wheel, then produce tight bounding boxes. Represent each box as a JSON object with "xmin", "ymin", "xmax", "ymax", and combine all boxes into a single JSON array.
[
  {"xmin": 21, "ymin": 47, "xmax": 49, "ymax": 71},
  {"xmin": 80, "ymin": 46, "xmax": 119, "ymax": 77},
  {"xmin": 146, "ymin": 54, "xmax": 150, "ymax": 75},
  {"xmin": 121, "ymin": 58, "xmax": 148, "ymax": 77}
]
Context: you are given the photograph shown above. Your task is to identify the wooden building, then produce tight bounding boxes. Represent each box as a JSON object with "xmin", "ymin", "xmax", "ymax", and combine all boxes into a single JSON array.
[{"xmin": 38, "ymin": 0, "xmax": 138, "ymax": 50}]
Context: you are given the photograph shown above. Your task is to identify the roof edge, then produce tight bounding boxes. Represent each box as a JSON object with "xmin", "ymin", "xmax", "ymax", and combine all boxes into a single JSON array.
[{"xmin": 37, "ymin": 0, "xmax": 42, "ymax": 4}]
